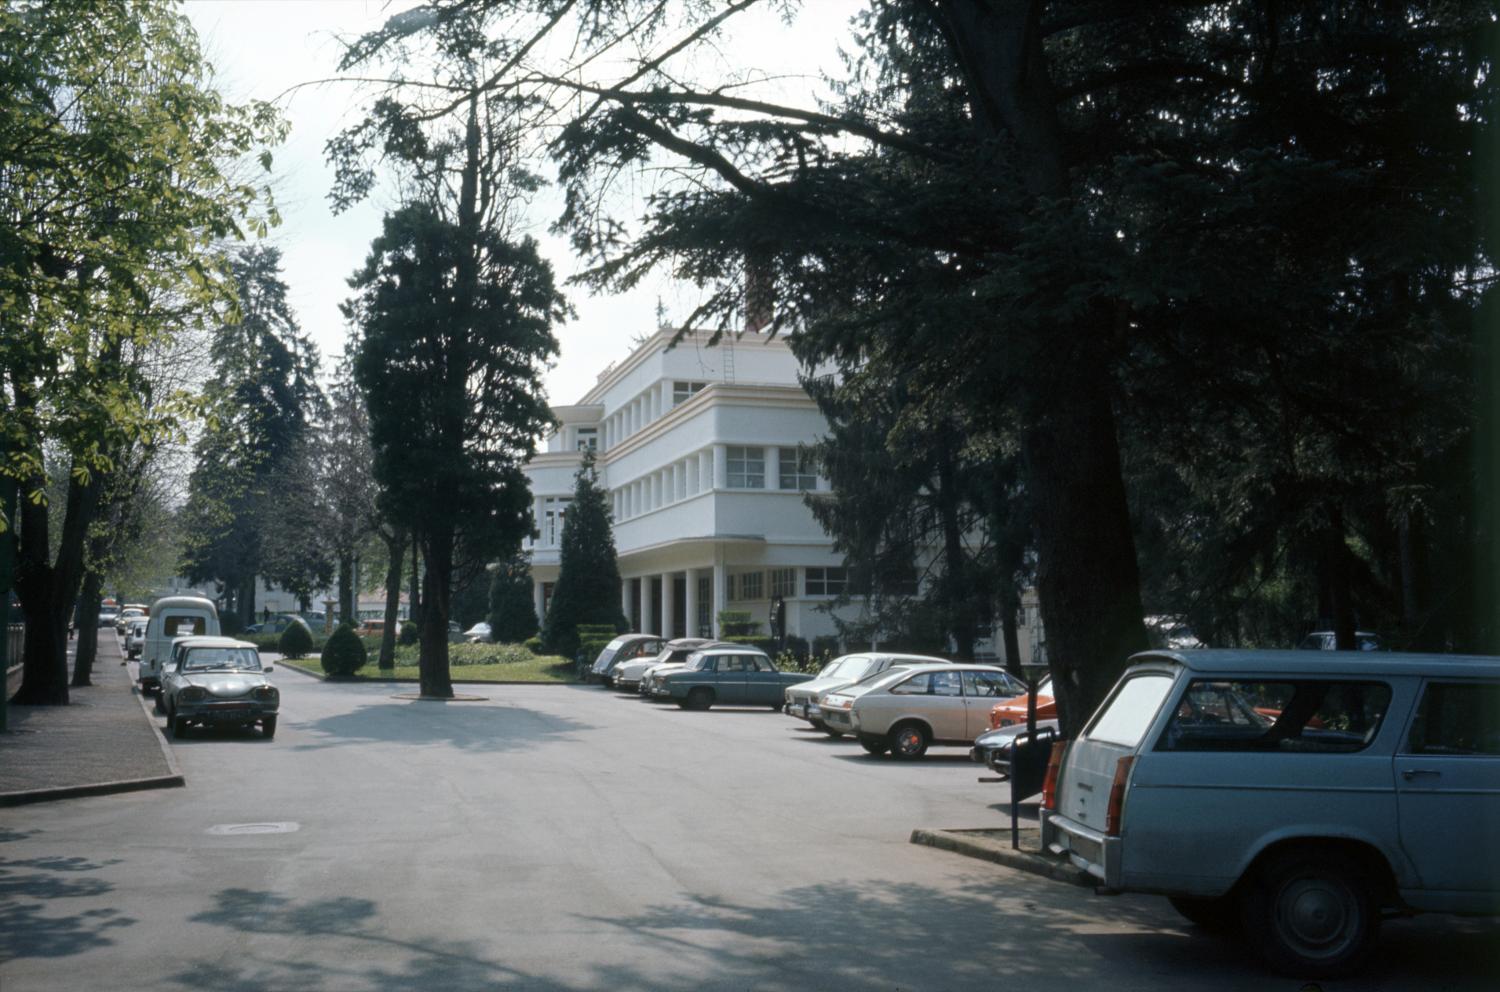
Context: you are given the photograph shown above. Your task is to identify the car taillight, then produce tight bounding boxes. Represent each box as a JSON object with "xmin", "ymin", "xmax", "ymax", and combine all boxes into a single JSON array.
[
  {"xmin": 1040, "ymin": 741, "xmax": 1067, "ymax": 810},
  {"xmin": 1105, "ymin": 755, "xmax": 1135, "ymax": 837}
]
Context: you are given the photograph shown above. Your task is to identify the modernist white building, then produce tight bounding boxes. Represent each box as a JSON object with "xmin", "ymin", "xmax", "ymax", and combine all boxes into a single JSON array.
[{"xmin": 522, "ymin": 327, "xmax": 864, "ymax": 643}]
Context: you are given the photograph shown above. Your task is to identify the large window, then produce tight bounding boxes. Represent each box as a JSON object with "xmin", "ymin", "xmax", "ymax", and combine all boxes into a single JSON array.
[
  {"xmin": 575, "ymin": 427, "xmax": 597, "ymax": 451},
  {"xmin": 738, "ymin": 571, "xmax": 763, "ymax": 601},
  {"xmin": 804, "ymin": 566, "xmax": 848, "ymax": 597},
  {"xmin": 1406, "ymin": 682, "xmax": 1500, "ymax": 756},
  {"xmin": 542, "ymin": 497, "xmax": 571, "ymax": 546},
  {"xmin": 1156, "ymin": 680, "xmax": 1393, "ymax": 753},
  {"xmin": 673, "ymin": 380, "xmax": 708, "ymax": 406},
  {"xmin": 727, "ymin": 446, "xmax": 765, "ymax": 488},
  {"xmin": 769, "ymin": 568, "xmax": 797, "ymax": 598},
  {"xmin": 778, "ymin": 448, "xmax": 818, "ymax": 490}
]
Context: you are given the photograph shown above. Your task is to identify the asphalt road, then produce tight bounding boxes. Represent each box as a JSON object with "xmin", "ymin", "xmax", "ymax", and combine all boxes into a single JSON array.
[{"xmin": 3, "ymin": 668, "xmax": 1497, "ymax": 991}]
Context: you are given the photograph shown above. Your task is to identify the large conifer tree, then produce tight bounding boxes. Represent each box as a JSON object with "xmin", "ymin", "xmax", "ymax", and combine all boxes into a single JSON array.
[{"xmin": 540, "ymin": 453, "xmax": 625, "ymax": 660}]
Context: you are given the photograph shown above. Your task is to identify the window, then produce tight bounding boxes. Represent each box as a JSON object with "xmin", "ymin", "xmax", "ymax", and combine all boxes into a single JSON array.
[
  {"xmin": 738, "ymin": 571, "xmax": 763, "ymax": 601},
  {"xmin": 804, "ymin": 567, "xmax": 848, "ymax": 596},
  {"xmin": 697, "ymin": 577, "xmax": 712, "ymax": 637},
  {"xmin": 769, "ymin": 568, "xmax": 797, "ymax": 598},
  {"xmin": 717, "ymin": 655, "xmax": 747, "ymax": 673},
  {"xmin": 1407, "ymin": 682, "xmax": 1500, "ymax": 756},
  {"xmin": 1156, "ymin": 680, "xmax": 1393, "ymax": 753},
  {"xmin": 673, "ymin": 380, "xmax": 708, "ymax": 406},
  {"xmin": 726, "ymin": 446, "xmax": 765, "ymax": 488},
  {"xmin": 891, "ymin": 671, "xmax": 963, "ymax": 696},
  {"xmin": 575, "ymin": 427, "xmax": 597, "ymax": 451},
  {"xmin": 542, "ymin": 497, "xmax": 571, "ymax": 546},
  {"xmin": 165, "ymin": 615, "xmax": 207, "ymax": 637},
  {"xmin": 963, "ymin": 670, "xmax": 1021, "ymax": 698},
  {"xmin": 778, "ymin": 448, "xmax": 818, "ymax": 490},
  {"xmin": 751, "ymin": 655, "xmax": 775, "ymax": 672},
  {"xmin": 1086, "ymin": 673, "xmax": 1175, "ymax": 748}
]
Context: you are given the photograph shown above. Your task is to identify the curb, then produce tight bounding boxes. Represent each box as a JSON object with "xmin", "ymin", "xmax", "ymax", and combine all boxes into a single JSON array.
[{"xmin": 909, "ymin": 828, "xmax": 1094, "ymax": 887}]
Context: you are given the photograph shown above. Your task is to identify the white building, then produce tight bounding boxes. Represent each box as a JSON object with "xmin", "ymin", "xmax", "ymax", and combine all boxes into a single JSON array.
[{"xmin": 522, "ymin": 327, "xmax": 864, "ymax": 643}]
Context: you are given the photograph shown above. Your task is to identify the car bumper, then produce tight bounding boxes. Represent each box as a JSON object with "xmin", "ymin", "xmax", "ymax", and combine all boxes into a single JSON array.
[
  {"xmin": 1040, "ymin": 810, "xmax": 1120, "ymax": 889},
  {"xmin": 820, "ymin": 709, "xmax": 855, "ymax": 733},
  {"xmin": 783, "ymin": 699, "xmax": 823, "ymax": 722},
  {"xmin": 614, "ymin": 678, "xmax": 640, "ymax": 692},
  {"xmin": 178, "ymin": 701, "xmax": 278, "ymax": 725}
]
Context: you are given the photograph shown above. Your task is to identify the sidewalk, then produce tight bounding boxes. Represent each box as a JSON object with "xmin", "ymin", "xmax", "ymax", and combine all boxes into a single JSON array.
[{"xmin": 0, "ymin": 629, "xmax": 183, "ymax": 806}]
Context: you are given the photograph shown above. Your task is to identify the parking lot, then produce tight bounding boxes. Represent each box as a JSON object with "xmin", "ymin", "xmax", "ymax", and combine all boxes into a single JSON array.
[{"xmin": 3, "ymin": 666, "xmax": 1497, "ymax": 992}]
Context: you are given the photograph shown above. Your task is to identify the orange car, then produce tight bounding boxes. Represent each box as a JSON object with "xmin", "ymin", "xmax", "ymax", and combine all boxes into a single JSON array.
[{"xmin": 989, "ymin": 676, "xmax": 1055, "ymax": 730}]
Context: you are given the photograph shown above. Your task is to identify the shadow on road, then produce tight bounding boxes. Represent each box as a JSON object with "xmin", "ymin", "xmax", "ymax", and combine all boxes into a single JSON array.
[
  {"xmin": 292, "ymin": 701, "xmax": 589, "ymax": 754},
  {"xmin": 0, "ymin": 854, "xmax": 135, "ymax": 961}
]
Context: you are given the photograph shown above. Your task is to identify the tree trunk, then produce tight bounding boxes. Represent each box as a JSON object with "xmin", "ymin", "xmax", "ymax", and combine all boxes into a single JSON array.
[
  {"xmin": 1324, "ymin": 509, "xmax": 1357, "ymax": 651},
  {"xmin": 1021, "ymin": 359, "xmax": 1149, "ymax": 736},
  {"xmin": 71, "ymin": 570, "xmax": 104, "ymax": 688},
  {"xmin": 418, "ymin": 527, "xmax": 454, "ymax": 698},
  {"xmin": 932, "ymin": 0, "xmax": 1148, "ymax": 733},
  {"xmin": 999, "ymin": 583, "xmax": 1023, "ymax": 679},
  {"xmin": 937, "ymin": 449, "xmax": 976, "ymax": 661},
  {"xmin": 408, "ymin": 536, "xmax": 422, "ymax": 629},
  {"xmin": 337, "ymin": 552, "xmax": 355, "ymax": 627},
  {"xmin": 0, "ymin": 461, "xmax": 15, "ymax": 732},
  {"xmin": 379, "ymin": 527, "xmax": 405, "ymax": 670}
]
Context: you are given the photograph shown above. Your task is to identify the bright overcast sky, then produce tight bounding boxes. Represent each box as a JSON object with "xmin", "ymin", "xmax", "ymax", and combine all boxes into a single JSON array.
[{"xmin": 183, "ymin": 0, "xmax": 863, "ymax": 406}]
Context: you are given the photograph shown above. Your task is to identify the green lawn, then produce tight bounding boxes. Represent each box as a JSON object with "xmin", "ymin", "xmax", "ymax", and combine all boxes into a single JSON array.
[{"xmin": 281, "ymin": 646, "xmax": 578, "ymax": 684}]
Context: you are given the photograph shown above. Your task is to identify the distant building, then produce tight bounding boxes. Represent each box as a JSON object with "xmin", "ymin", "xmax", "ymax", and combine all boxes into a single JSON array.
[{"xmin": 522, "ymin": 328, "xmax": 864, "ymax": 643}]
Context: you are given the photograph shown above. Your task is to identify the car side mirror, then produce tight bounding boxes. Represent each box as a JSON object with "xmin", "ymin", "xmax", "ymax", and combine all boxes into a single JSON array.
[{"xmin": 263, "ymin": 664, "xmax": 274, "ymax": 674}]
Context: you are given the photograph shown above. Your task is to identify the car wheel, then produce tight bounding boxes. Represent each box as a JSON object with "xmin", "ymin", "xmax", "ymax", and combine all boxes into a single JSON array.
[
  {"xmin": 1169, "ymin": 895, "xmax": 1239, "ymax": 933},
  {"xmin": 859, "ymin": 737, "xmax": 888, "ymax": 756},
  {"xmin": 1240, "ymin": 850, "xmax": 1379, "ymax": 978},
  {"xmin": 169, "ymin": 714, "xmax": 188, "ymax": 738},
  {"xmin": 154, "ymin": 693, "xmax": 165, "ymax": 714},
  {"xmin": 888, "ymin": 722, "xmax": 929, "ymax": 760},
  {"xmin": 261, "ymin": 716, "xmax": 277, "ymax": 740},
  {"xmin": 822, "ymin": 729, "xmax": 845, "ymax": 740},
  {"xmin": 685, "ymin": 688, "xmax": 714, "ymax": 711}
]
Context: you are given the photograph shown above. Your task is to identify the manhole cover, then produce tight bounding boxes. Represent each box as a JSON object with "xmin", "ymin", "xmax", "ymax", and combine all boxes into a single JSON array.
[{"xmin": 206, "ymin": 822, "xmax": 300, "ymax": 836}]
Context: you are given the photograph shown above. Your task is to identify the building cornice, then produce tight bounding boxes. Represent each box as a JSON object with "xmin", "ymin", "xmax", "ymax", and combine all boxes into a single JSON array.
[
  {"xmin": 577, "ymin": 327, "xmax": 796, "ymax": 406},
  {"xmin": 599, "ymin": 382, "xmax": 818, "ymax": 464}
]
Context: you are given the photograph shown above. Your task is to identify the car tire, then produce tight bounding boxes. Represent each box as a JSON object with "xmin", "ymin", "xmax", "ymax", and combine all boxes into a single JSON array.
[
  {"xmin": 859, "ymin": 737, "xmax": 888, "ymax": 756},
  {"xmin": 888, "ymin": 722, "xmax": 929, "ymax": 760},
  {"xmin": 1169, "ymin": 895, "xmax": 1239, "ymax": 933},
  {"xmin": 169, "ymin": 714, "xmax": 187, "ymax": 738},
  {"xmin": 822, "ymin": 729, "xmax": 845, "ymax": 740},
  {"xmin": 685, "ymin": 687, "xmax": 714, "ymax": 711},
  {"xmin": 1240, "ymin": 849, "xmax": 1379, "ymax": 978},
  {"xmin": 768, "ymin": 703, "xmax": 782, "ymax": 711},
  {"xmin": 154, "ymin": 693, "xmax": 165, "ymax": 714},
  {"xmin": 261, "ymin": 716, "xmax": 277, "ymax": 740}
]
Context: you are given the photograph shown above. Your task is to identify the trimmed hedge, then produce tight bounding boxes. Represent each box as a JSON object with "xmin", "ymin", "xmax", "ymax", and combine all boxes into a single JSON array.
[
  {"xmin": 579, "ymin": 636, "xmax": 615, "ymax": 666},
  {"xmin": 322, "ymin": 624, "xmax": 368, "ymax": 677},
  {"xmin": 278, "ymin": 621, "xmax": 314, "ymax": 660},
  {"xmin": 717, "ymin": 610, "xmax": 759, "ymax": 636},
  {"xmin": 721, "ymin": 634, "xmax": 778, "ymax": 655},
  {"xmin": 523, "ymin": 636, "xmax": 544, "ymax": 655}
]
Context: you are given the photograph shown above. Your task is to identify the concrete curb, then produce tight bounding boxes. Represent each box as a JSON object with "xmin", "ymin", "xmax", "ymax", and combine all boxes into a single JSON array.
[
  {"xmin": 910, "ymin": 828, "xmax": 1094, "ymax": 887},
  {"xmin": 130, "ymin": 672, "xmax": 186, "ymax": 783}
]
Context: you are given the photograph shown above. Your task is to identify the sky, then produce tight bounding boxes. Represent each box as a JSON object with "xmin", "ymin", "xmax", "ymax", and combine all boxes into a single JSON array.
[{"xmin": 183, "ymin": 0, "xmax": 863, "ymax": 407}]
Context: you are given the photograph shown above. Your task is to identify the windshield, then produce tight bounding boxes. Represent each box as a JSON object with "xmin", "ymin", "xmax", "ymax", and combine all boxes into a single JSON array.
[
  {"xmin": 182, "ymin": 648, "xmax": 261, "ymax": 672},
  {"xmin": 683, "ymin": 652, "xmax": 712, "ymax": 671}
]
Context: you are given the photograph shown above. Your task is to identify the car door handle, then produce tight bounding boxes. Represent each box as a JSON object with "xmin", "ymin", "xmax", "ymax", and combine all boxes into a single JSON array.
[{"xmin": 1401, "ymin": 768, "xmax": 1441, "ymax": 781}]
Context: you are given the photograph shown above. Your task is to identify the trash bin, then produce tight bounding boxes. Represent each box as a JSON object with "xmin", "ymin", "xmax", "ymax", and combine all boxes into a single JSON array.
[{"xmin": 1009, "ymin": 726, "xmax": 1061, "ymax": 801}]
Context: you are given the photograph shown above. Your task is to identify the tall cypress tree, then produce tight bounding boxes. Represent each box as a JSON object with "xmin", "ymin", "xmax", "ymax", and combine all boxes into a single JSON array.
[{"xmin": 540, "ymin": 452, "xmax": 625, "ymax": 659}]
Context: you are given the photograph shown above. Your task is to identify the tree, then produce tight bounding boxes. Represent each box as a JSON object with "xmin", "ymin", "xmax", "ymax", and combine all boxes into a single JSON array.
[
  {"xmin": 348, "ymin": 201, "xmax": 562, "ymax": 697},
  {"xmin": 2, "ymin": 2, "xmax": 283, "ymax": 704},
  {"xmin": 336, "ymin": 0, "xmax": 1494, "ymax": 730},
  {"xmin": 540, "ymin": 454, "xmax": 625, "ymax": 660},
  {"xmin": 487, "ymin": 553, "xmax": 538, "ymax": 644},
  {"xmin": 181, "ymin": 246, "xmax": 323, "ymax": 628}
]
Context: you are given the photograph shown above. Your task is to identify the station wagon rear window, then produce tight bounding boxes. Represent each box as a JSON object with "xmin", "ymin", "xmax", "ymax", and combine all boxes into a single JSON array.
[
  {"xmin": 166, "ymin": 615, "xmax": 208, "ymax": 637},
  {"xmin": 1085, "ymin": 673, "xmax": 1175, "ymax": 747},
  {"xmin": 1158, "ymin": 680, "xmax": 1392, "ymax": 753}
]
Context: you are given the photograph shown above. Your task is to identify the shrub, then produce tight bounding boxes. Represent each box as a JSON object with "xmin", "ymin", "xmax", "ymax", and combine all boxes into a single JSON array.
[
  {"xmin": 398, "ymin": 621, "xmax": 419, "ymax": 645},
  {"xmin": 278, "ymin": 620, "xmax": 314, "ymax": 660},
  {"xmin": 783, "ymin": 635, "xmax": 810, "ymax": 664},
  {"xmin": 523, "ymin": 636, "xmax": 544, "ymax": 655},
  {"xmin": 811, "ymin": 635, "xmax": 841, "ymax": 659},
  {"xmin": 322, "ymin": 623, "xmax": 368, "ymax": 677},
  {"xmin": 716, "ymin": 610, "xmax": 759, "ymax": 637}
]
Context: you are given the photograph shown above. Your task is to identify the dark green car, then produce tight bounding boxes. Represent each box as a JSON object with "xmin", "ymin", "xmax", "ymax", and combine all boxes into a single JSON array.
[{"xmin": 660, "ymin": 646, "xmax": 812, "ymax": 710}]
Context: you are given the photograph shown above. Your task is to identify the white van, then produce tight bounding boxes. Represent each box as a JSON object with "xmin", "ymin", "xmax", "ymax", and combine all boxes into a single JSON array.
[{"xmin": 139, "ymin": 595, "xmax": 220, "ymax": 694}]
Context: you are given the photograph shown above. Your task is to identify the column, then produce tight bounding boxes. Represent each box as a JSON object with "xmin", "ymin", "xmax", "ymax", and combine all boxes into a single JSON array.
[
  {"xmin": 687, "ymin": 456, "xmax": 699, "ymax": 495},
  {"xmin": 533, "ymin": 495, "xmax": 545, "ymax": 544},
  {"xmin": 712, "ymin": 560, "xmax": 727, "ymax": 638},
  {"xmin": 661, "ymin": 572, "xmax": 676, "ymax": 639},
  {"xmin": 698, "ymin": 451, "xmax": 712, "ymax": 492},
  {"xmin": 658, "ymin": 381, "xmax": 670, "ymax": 418},
  {"xmin": 533, "ymin": 580, "xmax": 546, "ymax": 626},
  {"xmin": 713, "ymin": 444, "xmax": 728, "ymax": 489},
  {"xmin": 620, "ymin": 578, "xmax": 634, "ymax": 629},
  {"xmin": 660, "ymin": 468, "xmax": 671, "ymax": 504},
  {"xmin": 766, "ymin": 445, "xmax": 781, "ymax": 491},
  {"xmin": 641, "ymin": 574, "xmax": 655, "ymax": 635},
  {"xmin": 684, "ymin": 568, "xmax": 699, "ymax": 639}
]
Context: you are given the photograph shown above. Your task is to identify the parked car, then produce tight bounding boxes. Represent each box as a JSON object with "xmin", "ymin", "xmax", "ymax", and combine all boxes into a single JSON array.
[
  {"xmin": 1298, "ymin": 630, "xmax": 1383, "ymax": 651},
  {"xmin": 638, "ymin": 639, "xmax": 726, "ymax": 697},
  {"xmin": 97, "ymin": 606, "xmax": 120, "ymax": 628},
  {"xmin": 592, "ymin": 634, "xmax": 668, "ymax": 689},
  {"xmin": 989, "ymin": 676, "xmax": 1056, "ymax": 730},
  {"xmin": 784, "ymin": 652, "xmax": 953, "ymax": 736},
  {"xmin": 139, "ymin": 595, "xmax": 220, "ymax": 694},
  {"xmin": 124, "ymin": 618, "xmax": 149, "ymax": 659},
  {"xmin": 970, "ymin": 719, "xmax": 1062, "ymax": 778},
  {"xmin": 463, "ymin": 621, "xmax": 493, "ymax": 644},
  {"xmin": 113, "ymin": 607, "xmax": 146, "ymax": 634},
  {"xmin": 656, "ymin": 646, "xmax": 812, "ymax": 710},
  {"xmin": 243, "ymin": 615, "xmax": 306, "ymax": 635},
  {"xmin": 160, "ymin": 636, "xmax": 279, "ymax": 740},
  {"xmin": 1040, "ymin": 648, "xmax": 1500, "ymax": 978},
  {"xmin": 820, "ymin": 664, "xmax": 1025, "ymax": 758}
]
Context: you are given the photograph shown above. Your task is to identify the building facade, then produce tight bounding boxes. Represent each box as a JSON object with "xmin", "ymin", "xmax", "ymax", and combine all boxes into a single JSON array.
[{"xmin": 522, "ymin": 328, "xmax": 865, "ymax": 643}]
